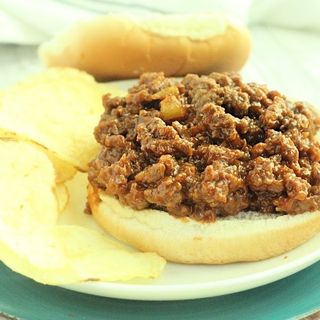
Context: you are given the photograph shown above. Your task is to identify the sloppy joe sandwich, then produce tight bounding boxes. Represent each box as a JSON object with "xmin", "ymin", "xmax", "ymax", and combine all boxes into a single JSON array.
[
  {"xmin": 38, "ymin": 14, "xmax": 250, "ymax": 80},
  {"xmin": 88, "ymin": 72, "xmax": 320, "ymax": 264}
]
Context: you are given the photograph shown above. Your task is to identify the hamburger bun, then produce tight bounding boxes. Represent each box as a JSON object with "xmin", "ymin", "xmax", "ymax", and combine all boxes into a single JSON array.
[
  {"xmin": 38, "ymin": 14, "xmax": 251, "ymax": 80},
  {"xmin": 88, "ymin": 185, "xmax": 320, "ymax": 264}
]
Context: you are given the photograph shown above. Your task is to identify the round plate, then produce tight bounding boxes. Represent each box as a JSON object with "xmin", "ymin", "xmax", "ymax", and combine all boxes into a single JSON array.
[
  {"xmin": 61, "ymin": 79, "xmax": 320, "ymax": 301},
  {"xmin": 1, "ymin": 260, "xmax": 320, "ymax": 320},
  {"xmin": 62, "ymin": 234, "xmax": 320, "ymax": 300}
]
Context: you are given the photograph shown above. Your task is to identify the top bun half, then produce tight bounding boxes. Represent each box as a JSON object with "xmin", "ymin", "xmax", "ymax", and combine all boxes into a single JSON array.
[{"xmin": 39, "ymin": 14, "xmax": 251, "ymax": 80}]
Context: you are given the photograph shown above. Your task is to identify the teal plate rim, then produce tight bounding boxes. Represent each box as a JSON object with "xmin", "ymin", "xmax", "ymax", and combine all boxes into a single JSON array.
[{"xmin": 1, "ymin": 261, "xmax": 320, "ymax": 320}]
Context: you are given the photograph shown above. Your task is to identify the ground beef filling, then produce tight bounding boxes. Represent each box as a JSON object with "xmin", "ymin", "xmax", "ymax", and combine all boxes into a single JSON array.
[{"xmin": 89, "ymin": 72, "xmax": 320, "ymax": 221}]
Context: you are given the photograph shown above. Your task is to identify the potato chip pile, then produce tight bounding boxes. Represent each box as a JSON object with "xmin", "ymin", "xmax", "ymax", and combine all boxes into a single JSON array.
[{"xmin": 0, "ymin": 69, "xmax": 165, "ymax": 285}]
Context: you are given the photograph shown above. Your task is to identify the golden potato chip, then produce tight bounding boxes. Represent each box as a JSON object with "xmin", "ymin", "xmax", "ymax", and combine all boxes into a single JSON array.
[
  {"xmin": 0, "ymin": 68, "xmax": 103, "ymax": 171},
  {"xmin": 54, "ymin": 184, "xmax": 69, "ymax": 213},
  {"xmin": 0, "ymin": 140, "xmax": 58, "ymax": 231},
  {"xmin": 0, "ymin": 140, "xmax": 166, "ymax": 284},
  {"xmin": 0, "ymin": 225, "xmax": 165, "ymax": 284},
  {"xmin": 0, "ymin": 130, "xmax": 76, "ymax": 183},
  {"xmin": 45, "ymin": 149, "xmax": 77, "ymax": 183},
  {"xmin": 51, "ymin": 226, "xmax": 165, "ymax": 283},
  {"xmin": 0, "ymin": 129, "xmax": 18, "ymax": 139}
]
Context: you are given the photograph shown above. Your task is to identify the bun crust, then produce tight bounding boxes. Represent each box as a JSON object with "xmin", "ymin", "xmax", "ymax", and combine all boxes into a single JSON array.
[
  {"xmin": 38, "ymin": 14, "xmax": 251, "ymax": 80},
  {"xmin": 88, "ymin": 185, "xmax": 320, "ymax": 264}
]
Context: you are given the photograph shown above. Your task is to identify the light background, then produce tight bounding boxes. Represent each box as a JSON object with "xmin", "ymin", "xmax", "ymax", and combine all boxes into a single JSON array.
[{"xmin": 0, "ymin": 0, "xmax": 319, "ymax": 104}]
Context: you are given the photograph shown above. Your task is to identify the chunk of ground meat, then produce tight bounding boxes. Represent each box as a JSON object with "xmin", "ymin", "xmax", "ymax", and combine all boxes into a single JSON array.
[
  {"xmin": 247, "ymin": 156, "xmax": 285, "ymax": 194},
  {"xmin": 136, "ymin": 116, "xmax": 193, "ymax": 156}
]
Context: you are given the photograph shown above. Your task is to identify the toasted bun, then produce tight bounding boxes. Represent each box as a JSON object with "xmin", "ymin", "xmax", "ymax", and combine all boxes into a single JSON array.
[
  {"xmin": 38, "ymin": 14, "xmax": 251, "ymax": 80},
  {"xmin": 88, "ymin": 185, "xmax": 320, "ymax": 264}
]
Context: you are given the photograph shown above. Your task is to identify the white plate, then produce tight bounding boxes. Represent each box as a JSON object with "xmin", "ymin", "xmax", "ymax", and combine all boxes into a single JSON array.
[
  {"xmin": 63, "ymin": 79, "xmax": 320, "ymax": 300},
  {"xmin": 63, "ymin": 234, "xmax": 320, "ymax": 300}
]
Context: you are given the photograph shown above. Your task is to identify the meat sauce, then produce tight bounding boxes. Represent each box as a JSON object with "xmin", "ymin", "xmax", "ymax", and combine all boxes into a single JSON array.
[{"xmin": 89, "ymin": 72, "xmax": 320, "ymax": 221}]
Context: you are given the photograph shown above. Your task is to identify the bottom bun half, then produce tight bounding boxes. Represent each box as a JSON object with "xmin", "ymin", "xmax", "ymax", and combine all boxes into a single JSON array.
[{"xmin": 88, "ymin": 184, "xmax": 320, "ymax": 264}]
